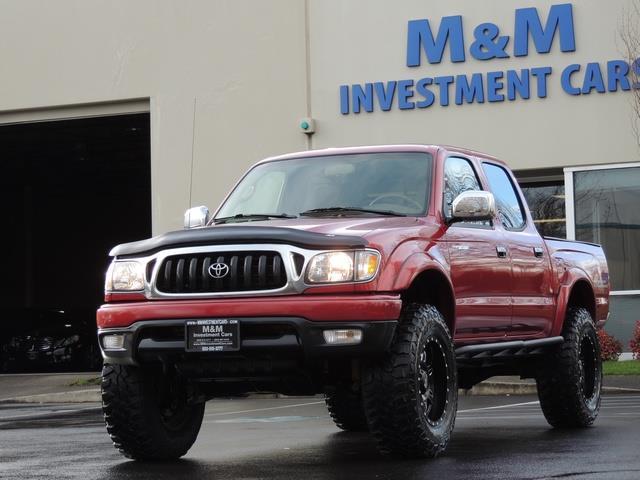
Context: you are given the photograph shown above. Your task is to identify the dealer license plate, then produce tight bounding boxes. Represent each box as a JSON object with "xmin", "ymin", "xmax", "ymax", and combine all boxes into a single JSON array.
[{"xmin": 185, "ymin": 319, "xmax": 240, "ymax": 352}]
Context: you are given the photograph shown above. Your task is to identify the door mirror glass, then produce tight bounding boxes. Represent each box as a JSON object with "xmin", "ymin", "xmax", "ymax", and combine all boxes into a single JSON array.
[
  {"xmin": 451, "ymin": 191, "xmax": 496, "ymax": 222},
  {"xmin": 184, "ymin": 206, "xmax": 210, "ymax": 229}
]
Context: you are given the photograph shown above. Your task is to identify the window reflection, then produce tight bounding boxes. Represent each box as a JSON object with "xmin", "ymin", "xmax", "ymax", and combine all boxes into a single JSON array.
[
  {"xmin": 482, "ymin": 163, "xmax": 525, "ymax": 230},
  {"xmin": 443, "ymin": 157, "xmax": 489, "ymax": 227},
  {"xmin": 216, "ymin": 153, "xmax": 432, "ymax": 218},
  {"xmin": 520, "ymin": 182, "xmax": 566, "ymax": 238},
  {"xmin": 574, "ymin": 167, "xmax": 640, "ymax": 291}
]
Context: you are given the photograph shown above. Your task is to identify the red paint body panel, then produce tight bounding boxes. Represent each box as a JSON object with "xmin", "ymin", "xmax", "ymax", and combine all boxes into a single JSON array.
[
  {"xmin": 441, "ymin": 225, "xmax": 512, "ymax": 339},
  {"xmin": 491, "ymin": 163, "xmax": 556, "ymax": 337},
  {"xmin": 97, "ymin": 294, "xmax": 402, "ymax": 329},
  {"xmin": 545, "ymin": 238, "xmax": 610, "ymax": 335},
  {"xmin": 102, "ymin": 144, "xmax": 610, "ymax": 345}
]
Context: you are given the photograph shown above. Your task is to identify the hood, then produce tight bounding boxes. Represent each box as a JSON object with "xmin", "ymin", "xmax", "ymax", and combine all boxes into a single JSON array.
[
  {"xmin": 225, "ymin": 216, "xmax": 422, "ymax": 236},
  {"xmin": 109, "ymin": 217, "xmax": 435, "ymax": 257}
]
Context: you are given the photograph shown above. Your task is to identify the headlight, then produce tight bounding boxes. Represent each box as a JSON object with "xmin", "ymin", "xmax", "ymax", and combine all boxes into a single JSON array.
[
  {"xmin": 106, "ymin": 261, "xmax": 145, "ymax": 291},
  {"xmin": 305, "ymin": 250, "xmax": 380, "ymax": 284}
]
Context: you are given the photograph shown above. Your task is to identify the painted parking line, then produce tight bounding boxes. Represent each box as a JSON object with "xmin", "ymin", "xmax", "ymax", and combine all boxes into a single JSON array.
[
  {"xmin": 458, "ymin": 400, "xmax": 540, "ymax": 414},
  {"xmin": 203, "ymin": 399, "xmax": 546, "ymax": 422},
  {"xmin": 2, "ymin": 394, "xmax": 636, "ymax": 425},
  {"xmin": 204, "ymin": 395, "xmax": 640, "ymax": 420},
  {"xmin": 204, "ymin": 400, "xmax": 325, "ymax": 418},
  {"xmin": 457, "ymin": 395, "xmax": 640, "ymax": 420},
  {"xmin": 212, "ymin": 415, "xmax": 324, "ymax": 424},
  {"xmin": 457, "ymin": 415, "xmax": 547, "ymax": 420}
]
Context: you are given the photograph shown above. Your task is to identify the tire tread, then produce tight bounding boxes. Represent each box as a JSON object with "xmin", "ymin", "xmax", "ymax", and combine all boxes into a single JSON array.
[
  {"xmin": 325, "ymin": 385, "xmax": 369, "ymax": 432},
  {"xmin": 536, "ymin": 307, "xmax": 602, "ymax": 428},
  {"xmin": 362, "ymin": 304, "xmax": 457, "ymax": 458},
  {"xmin": 101, "ymin": 364, "xmax": 203, "ymax": 460}
]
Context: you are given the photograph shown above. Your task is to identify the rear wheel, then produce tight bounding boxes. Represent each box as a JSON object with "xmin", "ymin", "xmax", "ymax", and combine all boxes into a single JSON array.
[
  {"xmin": 362, "ymin": 304, "xmax": 457, "ymax": 458},
  {"xmin": 536, "ymin": 307, "xmax": 602, "ymax": 427},
  {"xmin": 101, "ymin": 364, "xmax": 205, "ymax": 460},
  {"xmin": 325, "ymin": 383, "xmax": 368, "ymax": 432}
]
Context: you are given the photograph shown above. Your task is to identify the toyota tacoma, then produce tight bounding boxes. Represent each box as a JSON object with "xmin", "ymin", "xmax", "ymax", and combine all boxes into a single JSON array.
[{"xmin": 97, "ymin": 145, "xmax": 609, "ymax": 460}]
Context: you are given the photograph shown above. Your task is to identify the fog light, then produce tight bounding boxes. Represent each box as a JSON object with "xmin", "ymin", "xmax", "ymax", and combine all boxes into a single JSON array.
[
  {"xmin": 323, "ymin": 329, "xmax": 362, "ymax": 345},
  {"xmin": 102, "ymin": 334, "xmax": 126, "ymax": 351}
]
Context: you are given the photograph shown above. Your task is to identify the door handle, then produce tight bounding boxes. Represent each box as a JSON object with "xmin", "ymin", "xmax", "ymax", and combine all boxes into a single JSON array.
[
  {"xmin": 533, "ymin": 247, "xmax": 544, "ymax": 258},
  {"xmin": 496, "ymin": 246, "xmax": 508, "ymax": 258}
]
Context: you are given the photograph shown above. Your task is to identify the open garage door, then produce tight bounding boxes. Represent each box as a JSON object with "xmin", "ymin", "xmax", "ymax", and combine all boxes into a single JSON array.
[{"xmin": 0, "ymin": 113, "xmax": 151, "ymax": 372}]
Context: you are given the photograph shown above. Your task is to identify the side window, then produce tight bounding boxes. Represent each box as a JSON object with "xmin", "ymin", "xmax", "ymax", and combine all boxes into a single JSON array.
[
  {"xmin": 482, "ymin": 163, "xmax": 526, "ymax": 230},
  {"xmin": 443, "ymin": 157, "xmax": 488, "ymax": 226}
]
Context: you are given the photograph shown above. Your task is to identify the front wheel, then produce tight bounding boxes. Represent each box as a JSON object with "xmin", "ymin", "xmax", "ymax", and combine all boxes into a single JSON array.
[
  {"xmin": 536, "ymin": 307, "xmax": 602, "ymax": 427},
  {"xmin": 362, "ymin": 304, "xmax": 458, "ymax": 458},
  {"xmin": 101, "ymin": 364, "xmax": 205, "ymax": 460}
]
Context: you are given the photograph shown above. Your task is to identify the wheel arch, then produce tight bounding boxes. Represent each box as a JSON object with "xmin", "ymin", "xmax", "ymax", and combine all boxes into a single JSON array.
[
  {"xmin": 553, "ymin": 276, "xmax": 597, "ymax": 336},
  {"xmin": 400, "ymin": 268, "xmax": 456, "ymax": 335}
]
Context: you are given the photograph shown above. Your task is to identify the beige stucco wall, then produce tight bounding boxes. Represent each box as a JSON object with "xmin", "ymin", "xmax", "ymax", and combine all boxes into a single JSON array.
[
  {"xmin": 0, "ymin": 0, "xmax": 637, "ymax": 233},
  {"xmin": 0, "ymin": 0, "xmax": 308, "ymax": 234},
  {"xmin": 309, "ymin": 0, "xmax": 639, "ymax": 169}
]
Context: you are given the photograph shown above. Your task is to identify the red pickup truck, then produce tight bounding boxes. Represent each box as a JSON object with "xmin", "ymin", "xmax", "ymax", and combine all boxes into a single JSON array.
[{"xmin": 97, "ymin": 145, "xmax": 609, "ymax": 461}]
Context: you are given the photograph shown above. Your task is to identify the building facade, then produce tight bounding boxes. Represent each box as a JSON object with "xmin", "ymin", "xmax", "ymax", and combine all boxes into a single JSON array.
[{"xmin": 0, "ymin": 0, "xmax": 638, "ymax": 352}]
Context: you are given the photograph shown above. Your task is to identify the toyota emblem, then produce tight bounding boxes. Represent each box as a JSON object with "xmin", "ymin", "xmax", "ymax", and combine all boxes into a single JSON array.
[{"xmin": 208, "ymin": 262, "xmax": 230, "ymax": 279}]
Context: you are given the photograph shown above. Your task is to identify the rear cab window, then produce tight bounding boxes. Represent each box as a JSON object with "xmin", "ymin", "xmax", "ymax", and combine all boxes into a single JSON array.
[{"xmin": 481, "ymin": 162, "xmax": 526, "ymax": 230}]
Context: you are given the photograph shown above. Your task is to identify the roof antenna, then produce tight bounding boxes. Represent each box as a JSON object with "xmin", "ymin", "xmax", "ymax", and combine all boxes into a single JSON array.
[{"xmin": 188, "ymin": 97, "xmax": 197, "ymax": 209}]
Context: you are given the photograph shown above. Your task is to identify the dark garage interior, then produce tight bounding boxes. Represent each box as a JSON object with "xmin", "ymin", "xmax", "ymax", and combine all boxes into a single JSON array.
[{"xmin": 0, "ymin": 113, "xmax": 151, "ymax": 372}]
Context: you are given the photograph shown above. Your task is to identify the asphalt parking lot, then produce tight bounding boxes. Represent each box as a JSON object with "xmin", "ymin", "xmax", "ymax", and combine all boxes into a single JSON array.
[{"xmin": 0, "ymin": 394, "xmax": 639, "ymax": 480}]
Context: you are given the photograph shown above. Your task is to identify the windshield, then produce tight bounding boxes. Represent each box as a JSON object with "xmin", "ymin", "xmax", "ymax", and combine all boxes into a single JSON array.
[{"xmin": 215, "ymin": 152, "xmax": 432, "ymax": 221}]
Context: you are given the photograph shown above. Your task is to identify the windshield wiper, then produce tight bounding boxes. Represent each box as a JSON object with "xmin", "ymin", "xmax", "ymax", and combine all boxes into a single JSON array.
[
  {"xmin": 300, "ymin": 207, "xmax": 406, "ymax": 217},
  {"xmin": 214, "ymin": 213, "xmax": 297, "ymax": 224}
]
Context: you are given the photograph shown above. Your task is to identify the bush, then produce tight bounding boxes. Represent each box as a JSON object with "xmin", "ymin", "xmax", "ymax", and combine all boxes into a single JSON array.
[
  {"xmin": 630, "ymin": 321, "xmax": 640, "ymax": 360},
  {"xmin": 598, "ymin": 329, "xmax": 623, "ymax": 361}
]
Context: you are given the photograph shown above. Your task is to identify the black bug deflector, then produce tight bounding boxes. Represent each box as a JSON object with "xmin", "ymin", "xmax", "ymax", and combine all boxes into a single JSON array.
[{"xmin": 110, "ymin": 226, "xmax": 368, "ymax": 258}]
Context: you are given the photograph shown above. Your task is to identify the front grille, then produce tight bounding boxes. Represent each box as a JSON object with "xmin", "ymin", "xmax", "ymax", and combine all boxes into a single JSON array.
[{"xmin": 155, "ymin": 251, "xmax": 287, "ymax": 294}]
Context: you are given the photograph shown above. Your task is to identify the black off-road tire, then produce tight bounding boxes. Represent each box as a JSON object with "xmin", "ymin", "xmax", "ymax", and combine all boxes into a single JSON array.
[
  {"xmin": 536, "ymin": 307, "xmax": 602, "ymax": 428},
  {"xmin": 325, "ymin": 384, "xmax": 369, "ymax": 432},
  {"xmin": 101, "ymin": 364, "xmax": 205, "ymax": 460},
  {"xmin": 362, "ymin": 304, "xmax": 458, "ymax": 458}
]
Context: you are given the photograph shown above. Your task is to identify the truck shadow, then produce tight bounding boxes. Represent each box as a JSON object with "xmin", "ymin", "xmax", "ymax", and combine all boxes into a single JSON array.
[{"xmin": 100, "ymin": 426, "xmax": 608, "ymax": 480}]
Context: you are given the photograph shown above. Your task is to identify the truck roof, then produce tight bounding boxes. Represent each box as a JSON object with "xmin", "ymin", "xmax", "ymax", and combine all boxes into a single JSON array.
[{"xmin": 257, "ymin": 144, "xmax": 507, "ymax": 167}]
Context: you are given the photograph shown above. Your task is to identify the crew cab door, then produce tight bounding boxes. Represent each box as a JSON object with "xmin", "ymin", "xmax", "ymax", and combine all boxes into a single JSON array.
[
  {"xmin": 480, "ymin": 162, "xmax": 555, "ymax": 337},
  {"xmin": 441, "ymin": 156, "xmax": 512, "ymax": 341}
]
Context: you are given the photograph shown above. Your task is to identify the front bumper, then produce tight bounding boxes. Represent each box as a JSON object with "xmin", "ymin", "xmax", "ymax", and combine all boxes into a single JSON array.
[
  {"xmin": 97, "ymin": 294, "xmax": 401, "ymax": 329},
  {"xmin": 98, "ymin": 317, "xmax": 397, "ymax": 365},
  {"xmin": 96, "ymin": 294, "xmax": 401, "ymax": 365}
]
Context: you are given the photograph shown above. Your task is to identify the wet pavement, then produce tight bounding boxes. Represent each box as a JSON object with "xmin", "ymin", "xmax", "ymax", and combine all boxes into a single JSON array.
[
  {"xmin": 0, "ymin": 373, "xmax": 99, "ymax": 401},
  {"xmin": 0, "ymin": 394, "xmax": 639, "ymax": 480}
]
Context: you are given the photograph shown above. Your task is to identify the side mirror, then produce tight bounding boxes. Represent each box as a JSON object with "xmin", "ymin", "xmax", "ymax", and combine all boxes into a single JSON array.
[
  {"xmin": 451, "ymin": 191, "xmax": 495, "ymax": 222},
  {"xmin": 184, "ymin": 206, "xmax": 210, "ymax": 229}
]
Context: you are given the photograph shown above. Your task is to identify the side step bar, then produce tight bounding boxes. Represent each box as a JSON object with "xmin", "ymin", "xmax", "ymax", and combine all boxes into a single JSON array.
[{"xmin": 455, "ymin": 336, "xmax": 564, "ymax": 362}]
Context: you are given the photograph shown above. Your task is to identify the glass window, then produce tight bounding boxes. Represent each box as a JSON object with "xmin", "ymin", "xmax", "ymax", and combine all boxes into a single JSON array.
[
  {"xmin": 520, "ymin": 181, "xmax": 566, "ymax": 238},
  {"xmin": 574, "ymin": 167, "xmax": 640, "ymax": 291},
  {"xmin": 482, "ymin": 163, "xmax": 526, "ymax": 230},
  {"xmin": 443, "ymin": 157, "xmax": 488, "ymax": 226},
  {"xmin": 216, "ymin": 152, "xmax": 432, "ymax": 219},
  {"xmin": 607, "ymin": 296, "xmax": 640, "ymax": 346},
  {"xmin": 230, "ymin": 171, "xmax": 286, "ymax": 215}
]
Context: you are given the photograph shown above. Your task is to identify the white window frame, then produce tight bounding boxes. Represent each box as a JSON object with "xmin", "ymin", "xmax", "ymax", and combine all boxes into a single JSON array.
[{"xmin": 564, "ymin": 162, "xmax": 640, "ymax": 296}]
